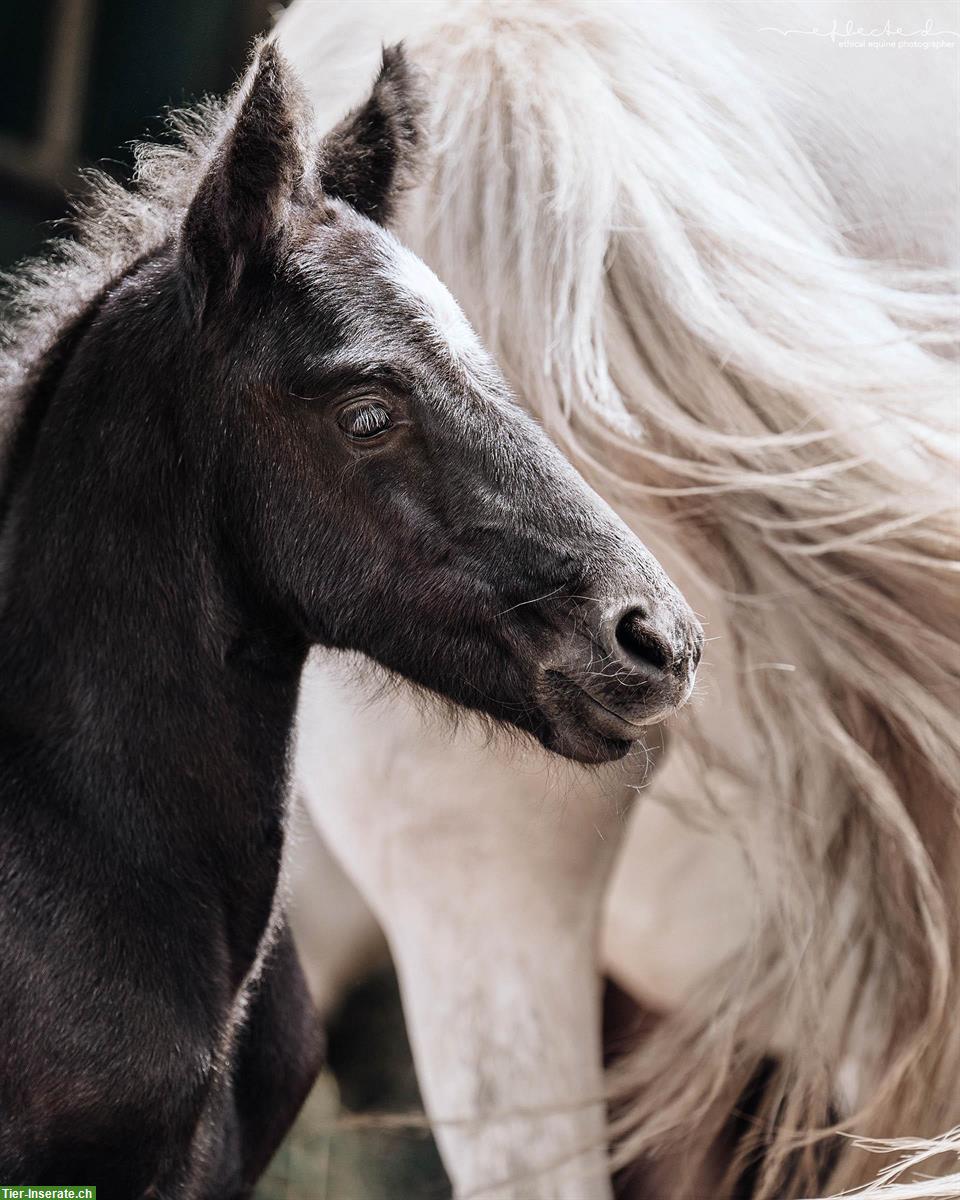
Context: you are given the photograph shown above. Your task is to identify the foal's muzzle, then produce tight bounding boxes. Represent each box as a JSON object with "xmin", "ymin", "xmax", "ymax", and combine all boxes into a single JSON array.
[{"xmin": 538, "ymin": 593, "xmax": 703, "ymax": 764}]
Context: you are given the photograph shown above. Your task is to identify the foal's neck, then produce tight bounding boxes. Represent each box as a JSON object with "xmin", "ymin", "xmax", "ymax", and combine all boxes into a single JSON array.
[{"xmin": 0, "ymin": 287, "xmax": 308, "ymax": 974}]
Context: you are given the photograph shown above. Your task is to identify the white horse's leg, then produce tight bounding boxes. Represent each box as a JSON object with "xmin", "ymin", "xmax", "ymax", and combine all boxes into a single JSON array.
[
  {"xmin": 380, "ymin": 780, "xmax": 626, "ymax": 1200},
  {"xmin": 284, "ymin": 800, "xmax": 387, "ymax": 1019},
  {"xmin": 294, "ymin": 657, "xmax": 631, "ymax": 1200}
]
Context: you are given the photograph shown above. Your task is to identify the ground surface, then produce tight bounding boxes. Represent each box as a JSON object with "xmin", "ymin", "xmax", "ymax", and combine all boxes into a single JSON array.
[{"xmin": 256, "ymin": 968, "xmax": 450, "ymax": 1200}]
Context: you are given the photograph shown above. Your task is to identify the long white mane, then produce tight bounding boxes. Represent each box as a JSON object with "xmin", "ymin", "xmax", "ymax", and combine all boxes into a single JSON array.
[{"xmin": 277, "ymin": 2, "xmax": 959, "ymax": 1196}]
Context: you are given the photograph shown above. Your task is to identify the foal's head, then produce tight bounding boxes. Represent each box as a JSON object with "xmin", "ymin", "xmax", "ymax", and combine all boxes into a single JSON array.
[{"xmin": 135, "ymin": 45, "xmax": 703, "ymax": 762}]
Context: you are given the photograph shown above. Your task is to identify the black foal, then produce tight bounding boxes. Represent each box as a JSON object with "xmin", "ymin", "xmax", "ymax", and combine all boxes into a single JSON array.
[{"xmin": 0, "ymin": 40, "xmax": 701, "ymax": 1198}]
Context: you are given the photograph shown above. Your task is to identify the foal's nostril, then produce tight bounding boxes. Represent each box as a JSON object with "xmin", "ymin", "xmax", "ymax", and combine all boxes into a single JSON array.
[{"xmin": 614, "ymin": 609, "xmax": 671, "ymax": 673}]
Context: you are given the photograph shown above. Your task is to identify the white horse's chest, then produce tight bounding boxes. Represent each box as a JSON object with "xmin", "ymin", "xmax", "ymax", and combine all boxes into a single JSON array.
[{"xmin": 294, "ymin": 514, "xmax": 760, "ymax": 1018}]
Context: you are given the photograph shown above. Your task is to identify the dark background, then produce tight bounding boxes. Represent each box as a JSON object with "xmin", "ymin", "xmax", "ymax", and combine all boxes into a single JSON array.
[{"xmin": 0, "ymin": 0, "xmax": 268, "ymax": 267}]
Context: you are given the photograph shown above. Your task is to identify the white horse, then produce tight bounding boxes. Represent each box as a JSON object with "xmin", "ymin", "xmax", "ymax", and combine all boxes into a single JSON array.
[{"xmin": 275, "ymin": 3, "xmax": 960, "ymax": 1197}]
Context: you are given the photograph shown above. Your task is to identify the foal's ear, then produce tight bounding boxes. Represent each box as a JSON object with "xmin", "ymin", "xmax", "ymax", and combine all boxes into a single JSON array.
[
  {"xmin": 180, "ymin": 41, "xmax": 307, "ymax": 322},
  {"xmin": 317, "ymin": 45, "xmax": 423, "ymax": 226}
]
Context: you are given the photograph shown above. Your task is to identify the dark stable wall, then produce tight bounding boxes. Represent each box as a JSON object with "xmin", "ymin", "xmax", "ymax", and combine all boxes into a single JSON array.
[{"xmin": 0, "ymin": 0, "xmax": 268, "ymax": 269}]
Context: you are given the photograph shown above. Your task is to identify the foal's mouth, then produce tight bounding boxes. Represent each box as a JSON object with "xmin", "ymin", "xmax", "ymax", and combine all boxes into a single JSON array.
[{"xmin": 537, "ymin": 670, "xmax": 645, "ymax": 764}]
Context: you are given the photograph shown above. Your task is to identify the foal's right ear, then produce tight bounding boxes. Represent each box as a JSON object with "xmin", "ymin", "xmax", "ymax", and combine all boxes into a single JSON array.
[{"xmin": 180, "ymin": 41, "xmax": 307, "ymax": 323}]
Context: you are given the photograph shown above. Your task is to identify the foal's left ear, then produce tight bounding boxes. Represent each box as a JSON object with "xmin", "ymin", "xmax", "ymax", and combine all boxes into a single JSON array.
[
  {"xmin": 180, "ymin": 40, "xmax": 308, "ymax": 322},
  {"xmin": 317, "ymin": 45, "xmax": 424, "ymax": 226}
]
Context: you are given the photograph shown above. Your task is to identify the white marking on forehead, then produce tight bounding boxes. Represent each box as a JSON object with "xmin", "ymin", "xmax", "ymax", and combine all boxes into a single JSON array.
[{"xmin": 378, "ymin": 232, "xmax": 487, "ymax": 370}]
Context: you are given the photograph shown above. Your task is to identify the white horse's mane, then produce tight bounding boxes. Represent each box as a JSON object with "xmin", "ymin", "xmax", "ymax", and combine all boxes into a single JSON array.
[{"xmin": 280, "ymin": 1, "xmax": 960, "ymax": 1195}]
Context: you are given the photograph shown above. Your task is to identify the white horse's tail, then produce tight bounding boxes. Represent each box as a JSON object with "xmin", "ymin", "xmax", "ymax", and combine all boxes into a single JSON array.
[
  {"xmin": 278, "ymin": 3, "xmax": 960, "ymax": 1197},
  {"xmin": 815, "ymin": 1131, "xmax": 960, "ymax": 1200}
]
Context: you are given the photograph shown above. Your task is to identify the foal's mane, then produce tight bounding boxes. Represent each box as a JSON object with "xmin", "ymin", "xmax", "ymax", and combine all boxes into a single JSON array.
[{"xmin": 0, "ymin": 96, "xmax": 226, "ymax": 492}]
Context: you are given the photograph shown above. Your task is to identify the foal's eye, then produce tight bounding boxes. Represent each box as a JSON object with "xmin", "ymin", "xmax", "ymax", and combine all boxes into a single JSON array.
[{"xmin": 338, "ymin": 402, "xmax": 393, "ymax": 441}]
